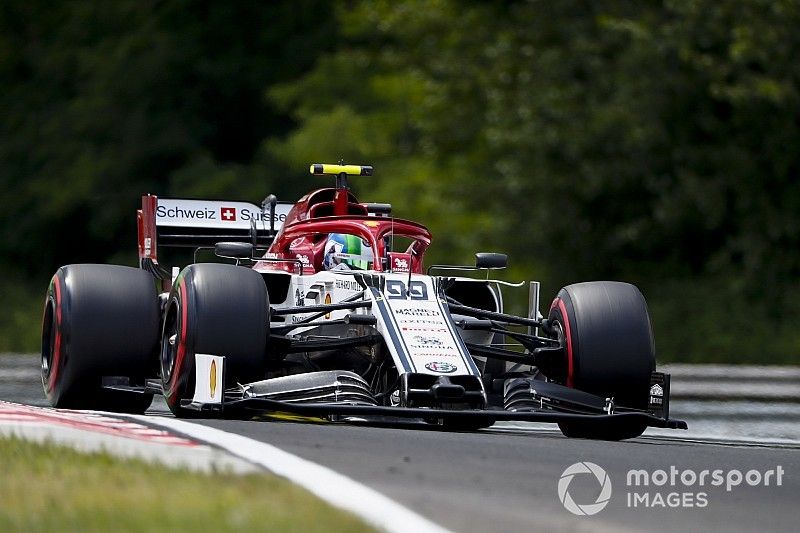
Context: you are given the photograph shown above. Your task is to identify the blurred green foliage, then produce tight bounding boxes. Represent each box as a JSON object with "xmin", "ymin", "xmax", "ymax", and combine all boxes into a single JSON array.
[
  {"xmin": 1, "ymin": 0, "xmax": 799, "ymax": 363},
  {"xmin": 0, "ymin": 0, "xmax": 336, "ymax": 277}
]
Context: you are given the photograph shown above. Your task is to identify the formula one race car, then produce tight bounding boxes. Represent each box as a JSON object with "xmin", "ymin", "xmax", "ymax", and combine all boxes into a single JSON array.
[{"xmin": 41, "ymin": 164, "xmax": 686, "ymax": 440}]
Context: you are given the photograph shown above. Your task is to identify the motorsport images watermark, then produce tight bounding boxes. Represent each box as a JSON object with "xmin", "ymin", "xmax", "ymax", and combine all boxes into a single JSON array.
[{"xmin": 558, "ymin": 462, "xmax": 785, "ymax": 515}]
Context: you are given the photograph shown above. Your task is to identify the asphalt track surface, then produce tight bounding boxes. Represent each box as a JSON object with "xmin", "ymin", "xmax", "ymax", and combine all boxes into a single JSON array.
[
  {"xmin": 3, "ymin": 355, "xmax": 798, "ymax": 532},
  {"xmin": 189, "ymin": 417, "xmax": 798, "ymax": 532}
]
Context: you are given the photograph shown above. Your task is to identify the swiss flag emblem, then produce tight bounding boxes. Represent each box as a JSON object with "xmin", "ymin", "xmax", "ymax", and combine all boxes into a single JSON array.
[{"xmin": 220, "ymin": 207, "xmax": 236, "ymax": 221}]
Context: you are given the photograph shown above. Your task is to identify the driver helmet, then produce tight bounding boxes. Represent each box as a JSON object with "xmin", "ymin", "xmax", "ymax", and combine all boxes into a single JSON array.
[{"xmin": 323, "ymin": 233, "xmax": 373, "ymax": 270}]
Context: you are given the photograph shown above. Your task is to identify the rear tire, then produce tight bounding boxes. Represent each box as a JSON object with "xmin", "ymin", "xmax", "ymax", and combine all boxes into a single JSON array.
[
  {"xmin": 41, "ymin": 265, "xmax": 158, "ymax": 412},
  {"xmin": 548, "ymin": 281, "xmax": 655, "ymax": 440},
  {"xmin": 160, "ymin": 264, "xmax": 269, "ymax": 417}
]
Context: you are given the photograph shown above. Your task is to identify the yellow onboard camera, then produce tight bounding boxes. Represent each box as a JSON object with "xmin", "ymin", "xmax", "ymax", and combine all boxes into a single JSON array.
[{"xmin": 309, "ymin": 163, "xmax": 373, "ymax": 177}]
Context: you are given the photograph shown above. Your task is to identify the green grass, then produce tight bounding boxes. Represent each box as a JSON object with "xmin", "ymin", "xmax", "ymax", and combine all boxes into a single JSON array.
[{"xmin": 0, "ymin": 436, "xmax": 374, "ymax": 533}]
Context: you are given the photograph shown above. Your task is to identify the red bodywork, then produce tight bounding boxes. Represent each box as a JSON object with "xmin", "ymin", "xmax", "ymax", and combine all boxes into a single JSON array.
[
  {"xmin": 137, "ymin": 195, "xmax": 158, "ymax": 262},
  {"xmin": 260, "ymin": 188, "xmax": 431, "ymax": 274},
  {"xmin": 137, "ymin": 187, "xmax": 432, "ymax": 278}
]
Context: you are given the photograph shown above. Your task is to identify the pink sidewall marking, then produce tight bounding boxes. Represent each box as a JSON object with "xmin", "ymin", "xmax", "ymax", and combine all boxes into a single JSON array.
[
  {"xmin": 550, "ymin": 297, "xmax": 574, "ymax": 388},
  {"xmin": 167, "ymin": 279, "xmax": 189, "ymax": 405},
  {"xmin": 47, "ymin": 276, "xmax": 63, "ymax": 393}
]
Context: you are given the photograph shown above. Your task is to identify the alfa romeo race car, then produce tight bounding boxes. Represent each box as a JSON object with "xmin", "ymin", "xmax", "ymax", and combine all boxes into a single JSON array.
[{"xmin": 41, "ymin": 164, "xmax": 686, "ymax": 440}]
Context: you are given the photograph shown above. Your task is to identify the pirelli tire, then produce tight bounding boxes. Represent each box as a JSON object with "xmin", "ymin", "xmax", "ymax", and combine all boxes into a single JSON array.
[
  {"xmin": 548, "ymin": 281, "xmax": 655, "ymax": 441},
  {"xmin": 41, "ymin": 264, "xmax": 159, "ymax": 413},
  {"xmin": 160, "ymin": 263, "xmax": 269, "ymax": 417}
]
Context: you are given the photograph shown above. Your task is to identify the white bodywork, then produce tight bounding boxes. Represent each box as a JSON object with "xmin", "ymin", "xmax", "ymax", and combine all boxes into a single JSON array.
[
  {"xmin": 191, "ymin": 354, "xmax": 225, "ymax": 405},
  {"xmin": 264, "ymin": 269, "xmax": 502, "ymax": 379}
]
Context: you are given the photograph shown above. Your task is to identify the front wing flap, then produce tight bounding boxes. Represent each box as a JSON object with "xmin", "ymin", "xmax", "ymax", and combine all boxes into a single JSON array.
[{"xmin": 181, "ymin": 396, "xmax": 687, "ymax": 430}]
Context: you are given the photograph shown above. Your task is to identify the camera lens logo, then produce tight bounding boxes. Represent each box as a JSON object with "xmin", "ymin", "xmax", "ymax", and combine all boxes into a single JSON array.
[{"xmin": 558, "ymin": 462, "xmax": 612, "ymax": 516}]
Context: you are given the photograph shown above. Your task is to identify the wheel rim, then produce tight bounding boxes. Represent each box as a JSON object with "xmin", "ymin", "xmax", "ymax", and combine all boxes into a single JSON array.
[
  {"xmin": 41, "ymin": 301, "xmax": 55, "ymax": 383},
  {"xmin": 160, "ymin": 303, "xmax": 179, "ymax": 384},
  {"xmin": 551, "ymin": 320, "xmax": 569, "ymax": 385},
  {"xmin": 540, "ymin": 317, "xmax": 570, "ymax": 385}
]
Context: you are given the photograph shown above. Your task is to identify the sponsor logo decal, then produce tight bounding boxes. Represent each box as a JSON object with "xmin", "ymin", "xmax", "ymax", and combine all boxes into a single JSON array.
[
  {"xmin": 157, "ymin": 206, "xmax": 218, "ymax": 220},
  {"xmin": 394, "ymin": 308, "xmax": 440, "ymax": 317},
  {"xmin": 390, "ymin": 254, "xmax": 412, "ymax": 272},
  {"xmin": 414, "ymin": 335, "xmax": 443, "ymax": 346},
  {"xmin": 210, "ymin": 359, "xmax": 217, "ymax": 399},
  {"xmin": 220, "ymin": 207, "xmax": 237, "ymax": 221},
  {"xmin": 155, "ymin": 200, "xmax": 290, "ymax": 227},
  {"xmin": 424, "ymin": 361, "xmax": 457, "ymax": 374},
  {"xmin": 649, "ymin": 383, "xmax": 664, "ymax": 407},
  {"xmin": 335, "ymin": 279, "xmax": 362, "ymax": 291},
  {"xmin": 324, "ymin": 293, "xmax": 332, "ymax": 319},
  {"xmin": 559, "ymin": 462, "xmax": 612, "ymax": 516}
]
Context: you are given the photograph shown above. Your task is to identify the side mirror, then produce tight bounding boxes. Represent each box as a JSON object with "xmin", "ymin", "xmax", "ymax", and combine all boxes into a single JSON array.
[
  {"xmin": 475, "ymin": 252, "xmax": 507, "ymax": 269},
  {"xmin": 262, "ymin": 194, "xmax": 278, "ymax": 234},
  {"xmin": 214, "ymin": 242, "xmax": 253, "ymax": 259}
]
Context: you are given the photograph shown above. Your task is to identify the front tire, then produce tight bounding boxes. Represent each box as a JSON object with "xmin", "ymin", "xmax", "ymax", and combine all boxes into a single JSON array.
[
  {"xmin": 547, "ymin": 281, "xmax": 655, "ymax": 440},
  {"xmin": 41, "ymin": 265, "xmax": 158, "ymax": 412},
  {"xmin": 160, "ymin": 264, "xmax": 269, "ymax": 417}
]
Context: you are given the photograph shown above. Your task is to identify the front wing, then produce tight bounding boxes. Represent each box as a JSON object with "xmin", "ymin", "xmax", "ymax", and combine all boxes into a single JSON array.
[
  {"xmin": 185, "ymin": 396, "xmax": 687, "ymax": 430},
  {"xmin": 181, "ymin": 354, "xmax": 687, "ymax": 430}
]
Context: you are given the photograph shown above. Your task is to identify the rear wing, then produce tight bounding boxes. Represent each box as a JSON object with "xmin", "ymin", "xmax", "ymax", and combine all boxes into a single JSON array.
[{"xmin": 137, "ymin": 195, "xmax": 292, "ymax": 280}]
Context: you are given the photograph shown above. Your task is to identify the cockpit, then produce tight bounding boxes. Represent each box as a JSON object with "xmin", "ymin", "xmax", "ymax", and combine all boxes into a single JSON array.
[{"xmin": 322, "ymin": 233, "xmax": 374, "ymax": 271}]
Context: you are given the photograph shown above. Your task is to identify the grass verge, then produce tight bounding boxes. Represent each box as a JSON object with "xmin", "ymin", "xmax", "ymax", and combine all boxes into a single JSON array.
[{"xmin": 0, "ymin": 436, "xmax": 374, "ymax": 532}]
